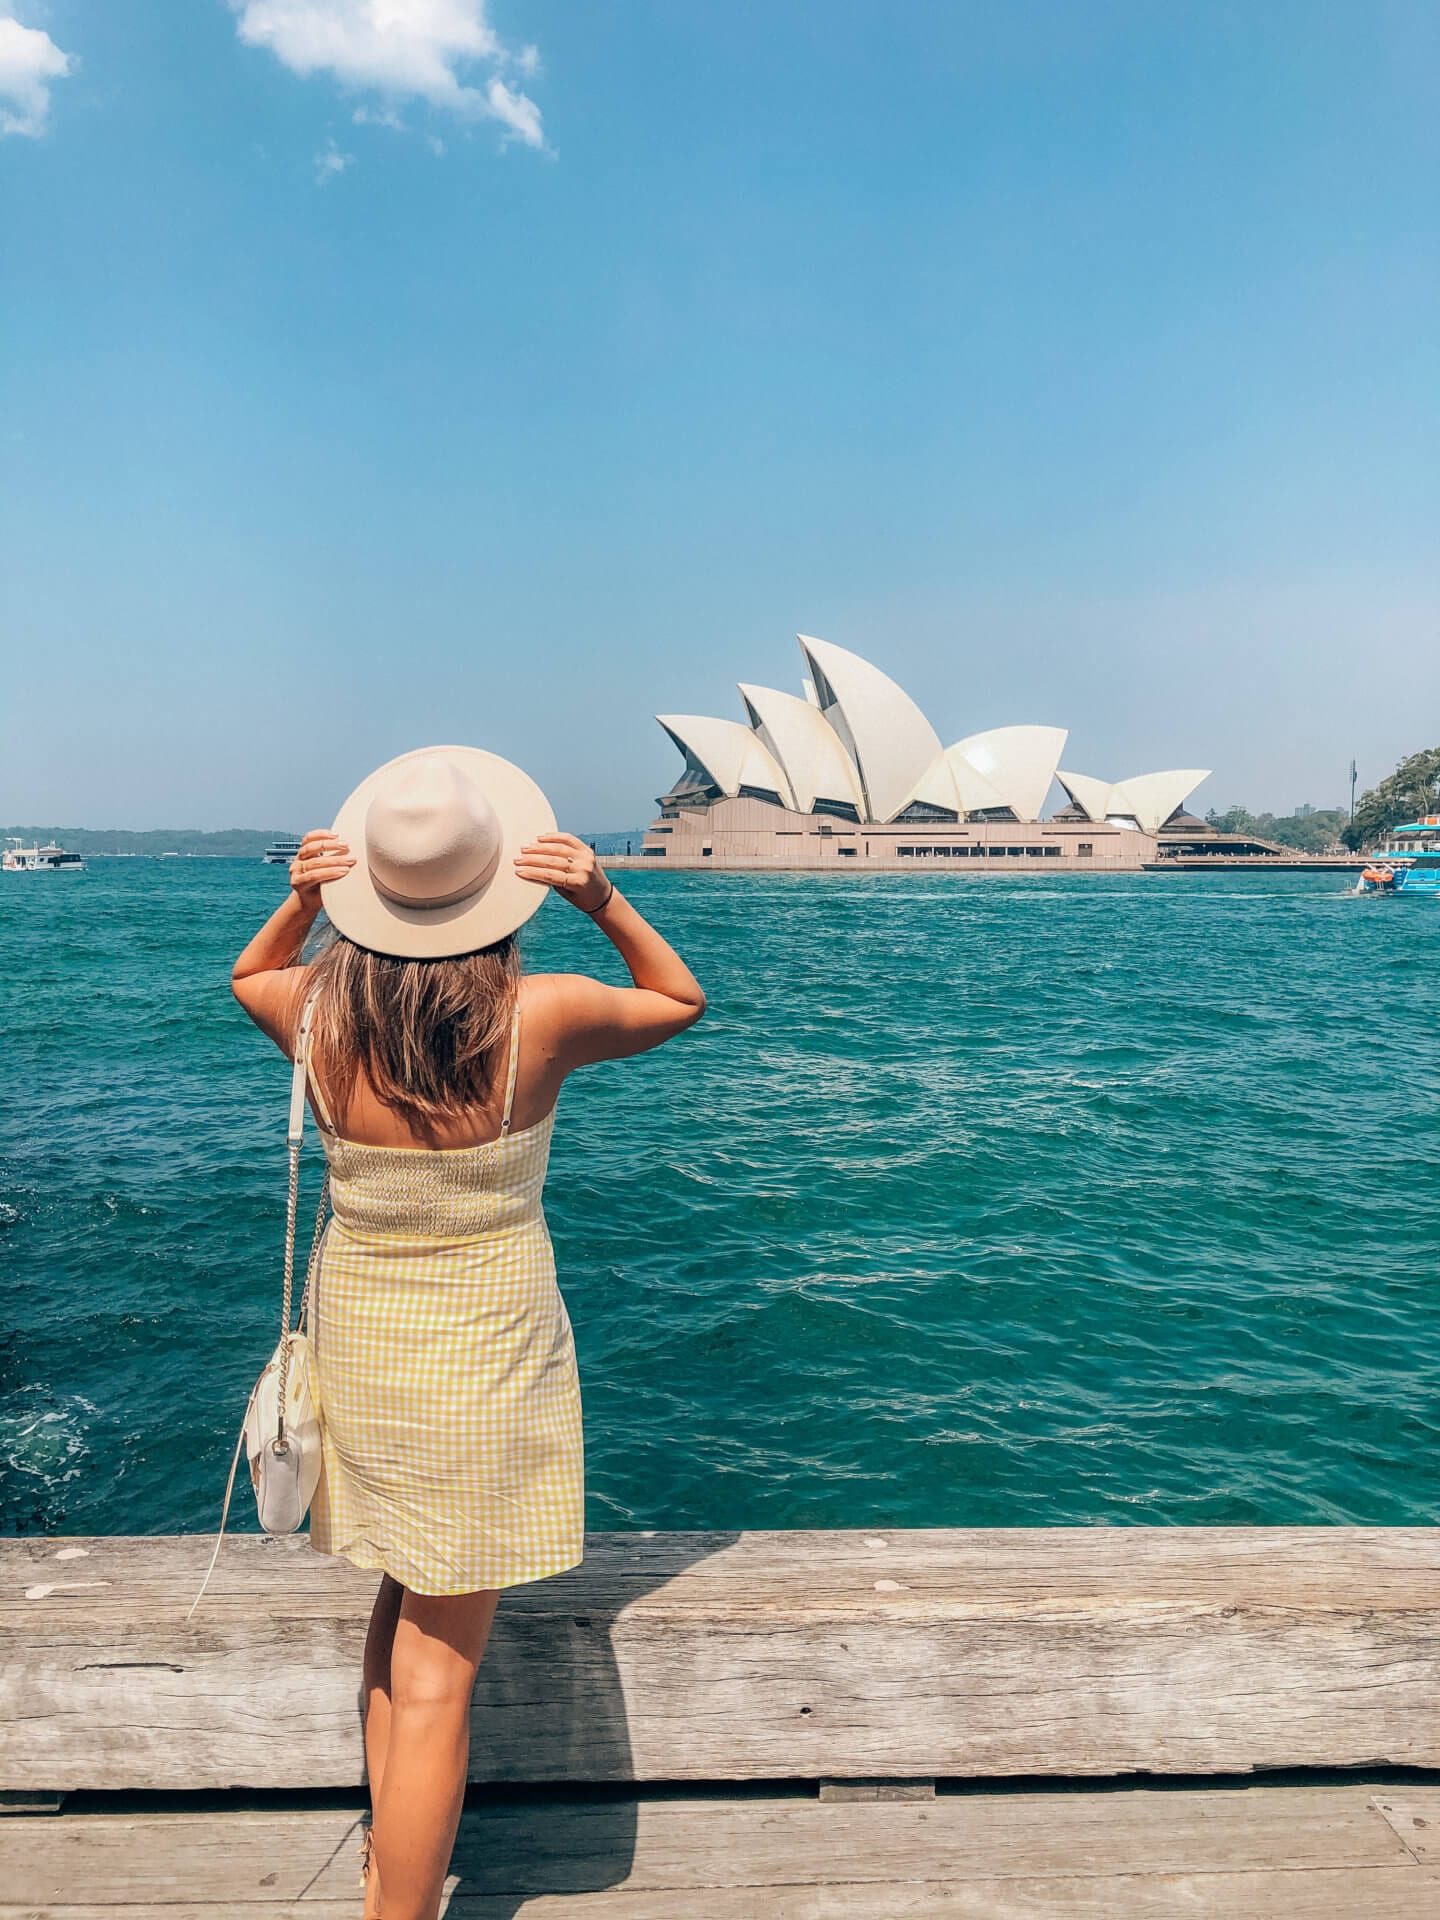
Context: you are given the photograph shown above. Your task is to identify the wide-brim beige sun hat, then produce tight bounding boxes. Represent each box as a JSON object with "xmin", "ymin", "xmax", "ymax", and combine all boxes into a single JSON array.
[{"xmin": 321, "ymin": 744, "xmax": 556, "ymax": 959}]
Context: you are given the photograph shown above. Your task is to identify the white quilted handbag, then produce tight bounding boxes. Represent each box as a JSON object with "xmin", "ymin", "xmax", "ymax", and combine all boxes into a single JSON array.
[{"xmin": 189, "ymin": 996, "xmax": 329, "ymax": 1616}]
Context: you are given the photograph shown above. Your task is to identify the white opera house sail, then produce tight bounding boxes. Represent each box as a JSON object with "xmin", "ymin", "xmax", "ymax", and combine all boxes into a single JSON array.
[{"xmin": 637, "ymin": 637, "xmax": 1211, "ymax": 870}]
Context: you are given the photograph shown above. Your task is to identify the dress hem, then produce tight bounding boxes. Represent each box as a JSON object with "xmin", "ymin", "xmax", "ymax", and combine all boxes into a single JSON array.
[{"xmin": 308, "ymin": 1533, "xmax": 584, "ymax": 1595}]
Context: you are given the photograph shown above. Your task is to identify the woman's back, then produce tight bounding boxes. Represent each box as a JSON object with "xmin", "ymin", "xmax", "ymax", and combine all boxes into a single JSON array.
[
  {"xmin": 305, "ymin": 973, "xmax": 578, "ymax": 1153},
  {"xmin": 310, "ymin": 995, "xmax": 555, "ymax": 1240}
]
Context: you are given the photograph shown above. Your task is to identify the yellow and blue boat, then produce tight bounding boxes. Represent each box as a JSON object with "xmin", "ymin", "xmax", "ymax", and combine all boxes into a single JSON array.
[{"xmin": 1360, "ymin": 816, "xmax": 1440, "ymax": 897}]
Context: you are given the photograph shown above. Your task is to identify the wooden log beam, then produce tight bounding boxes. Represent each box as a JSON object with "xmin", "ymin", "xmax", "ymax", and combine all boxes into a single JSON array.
[
  {"xmin": 3, "ymin": 1785, "xmax": 1440, "ymax": 1911},
  {"xmin": 2, "ymin": 1529, "xmax": 1438, "ymax": 1792}
]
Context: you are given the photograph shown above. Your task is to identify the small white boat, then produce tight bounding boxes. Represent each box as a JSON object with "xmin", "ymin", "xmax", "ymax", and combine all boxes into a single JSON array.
[
  {"xmin": 262, "ymin": 836, "xmax": 303, "ymax": 866},
  {"xmin": 3, "ymin": 837, "xmax": 85, "ymax": 872}
]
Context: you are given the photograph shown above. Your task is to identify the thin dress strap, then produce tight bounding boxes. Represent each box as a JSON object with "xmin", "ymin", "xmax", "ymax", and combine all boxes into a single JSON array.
[
  {"xmin": 500, "ymin": 997, "xmax": 522, "ymax": 1136},
  {"xmin": 298, "ymin": 988, "xmax": 337, "ymax": 1136}
]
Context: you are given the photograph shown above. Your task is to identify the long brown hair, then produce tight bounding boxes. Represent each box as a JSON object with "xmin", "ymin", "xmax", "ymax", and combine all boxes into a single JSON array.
[{"xmin": 306, "ymin": 932, "xmax": 520, "ymax": 1136}]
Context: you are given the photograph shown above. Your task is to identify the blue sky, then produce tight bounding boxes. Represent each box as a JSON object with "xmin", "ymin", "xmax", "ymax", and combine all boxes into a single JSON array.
[{"xmin": 2, "ymin": 1, "xmax": 1436, "ymax": 831}]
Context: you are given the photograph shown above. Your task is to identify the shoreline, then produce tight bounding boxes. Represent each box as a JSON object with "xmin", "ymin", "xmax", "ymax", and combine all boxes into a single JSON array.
[{"xmin": 604, "ymin": 853, "xmax": 1372, "ymax": 874}]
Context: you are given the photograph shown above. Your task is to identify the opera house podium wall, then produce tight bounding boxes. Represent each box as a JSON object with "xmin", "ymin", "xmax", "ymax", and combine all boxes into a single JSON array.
[{"xmin": 611, "ymin": 792, "xmax": 1158, "ymax": 871}]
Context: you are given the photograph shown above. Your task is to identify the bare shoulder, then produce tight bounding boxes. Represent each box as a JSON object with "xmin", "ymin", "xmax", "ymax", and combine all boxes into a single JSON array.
[
  {"xmin": 522, "ymin": 970, "xmax": 609, "ymax": 1006},
  {"xmin": 232, "ymin": 964, "xmax": 313, "ymax": 1057},
  {"xmin": 519, "ymin": 970, "xmax": 611, "ymax": 1028},
  {"xmin": 514, "ymin": 972, "xmax": 602, "ymax": 1076}
]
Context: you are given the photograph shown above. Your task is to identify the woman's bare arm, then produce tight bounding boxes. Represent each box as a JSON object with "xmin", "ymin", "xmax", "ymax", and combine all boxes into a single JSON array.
[
  {"xmin": 231, "ymin": 831, "xmax": 355, "ymax": 1054},
  {"xmin": 512, "ymin": 833, "xmax": 705, "ymax": 1067}
]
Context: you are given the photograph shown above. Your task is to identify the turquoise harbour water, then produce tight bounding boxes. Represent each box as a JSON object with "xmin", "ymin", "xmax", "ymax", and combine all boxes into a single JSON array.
[{"xmin": 3, "ymin": 861, "xmax": 1437, "ymax": 1538}]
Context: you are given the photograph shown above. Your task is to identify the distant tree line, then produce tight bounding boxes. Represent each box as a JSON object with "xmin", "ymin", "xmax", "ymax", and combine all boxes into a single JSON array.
[
  {"xmin": 1204, "ymin": 804, "xmax": 1350, "ymax": 852},
  {"xmin": 1204, "ymin": 746, "xmax": 1440, "ymax": 854},
  {"xmin": 1, "ymin": 827, "xmax": 284, "ymax": 857},
  {"xmin": 2, "ymin": 825, "xmax": 650, "ymax": 859}
]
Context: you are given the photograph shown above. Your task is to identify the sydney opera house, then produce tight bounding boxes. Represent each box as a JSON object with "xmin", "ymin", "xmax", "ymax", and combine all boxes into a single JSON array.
[{"xmin": 630, "ymin": 636, "xmax": 1213, "ymax": 870}]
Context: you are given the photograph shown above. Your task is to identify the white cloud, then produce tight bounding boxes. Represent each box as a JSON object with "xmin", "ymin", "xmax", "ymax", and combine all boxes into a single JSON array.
[
  {"xmin": 314, "ymin": 137, "xmax": 353, "ymax": 183},
  {"xmin": 232, "ymin": 1, "xmax": 545, "ymax": 148},
  {"xmin": 352, "ymin": 102, "xmax": 404, "ymax": 129},
  {"xmin": 484, "ymin": 75, "xmax": 541, "ymax": 148},
  {"xmin": 0, "ymin": 9, "xmax": 72, "ymax": 138}
]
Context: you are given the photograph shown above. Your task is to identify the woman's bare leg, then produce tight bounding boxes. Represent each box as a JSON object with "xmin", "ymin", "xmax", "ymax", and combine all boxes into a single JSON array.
[
  {"xmin": 369, "ymin": 1585, "xmax": 499, "ymax": 1920},
  {"xmin": 361, "ymin": 1574, "xmax": 405, "ymax": 1918}
]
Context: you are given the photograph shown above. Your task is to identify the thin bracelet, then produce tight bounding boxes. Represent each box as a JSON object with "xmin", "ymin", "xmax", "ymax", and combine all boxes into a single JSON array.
[{"xmin": 581, "ymin": 879, "xmax": 616, "ymax": 916}]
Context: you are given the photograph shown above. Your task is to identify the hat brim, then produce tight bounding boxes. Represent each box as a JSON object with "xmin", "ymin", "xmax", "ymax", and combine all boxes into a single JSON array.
[{"xmin": 321, "ymin": 745, "xmax": 557, "ymax": 959}]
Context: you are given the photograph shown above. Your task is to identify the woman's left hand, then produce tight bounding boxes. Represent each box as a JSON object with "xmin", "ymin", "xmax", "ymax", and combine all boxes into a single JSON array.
[
  {"xmin": 514, "ymin": 832, "xmax": 612, "ymax": 913},
  {"xmin": 290, "ymin": 830, "xmax": 355, "ymax": 912}
]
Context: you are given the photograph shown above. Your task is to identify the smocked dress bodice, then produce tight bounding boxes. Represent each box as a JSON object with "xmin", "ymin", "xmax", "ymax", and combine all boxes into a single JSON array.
[{"xmin": 319, "ymin": 1110, "xmax": 555, "ymax": 1241}]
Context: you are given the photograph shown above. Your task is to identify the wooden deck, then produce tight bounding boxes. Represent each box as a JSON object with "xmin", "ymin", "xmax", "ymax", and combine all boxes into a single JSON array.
[
  {"xmin": 7, "ymin": 1528, "xmax": 1439, "ymax": 1788},
  {"xmin": 6, "ymin": 1781, "xmax": 1440, "ymax": 1916},
  {"xmin": 4, "ymin": 1529, "xmax": 1439, "ymax": 1914}
]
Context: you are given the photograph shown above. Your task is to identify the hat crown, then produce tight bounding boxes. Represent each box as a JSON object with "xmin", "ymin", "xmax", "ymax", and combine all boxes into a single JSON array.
[{"xmin": 364, "ymin": 761, "xmax": 502, "ymax": 910}]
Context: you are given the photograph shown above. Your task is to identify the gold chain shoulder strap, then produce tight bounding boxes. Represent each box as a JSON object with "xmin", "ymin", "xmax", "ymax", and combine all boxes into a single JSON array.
[{"xmin": 276, "ymin": 992, "xmax": 330, "ymax": 1441}]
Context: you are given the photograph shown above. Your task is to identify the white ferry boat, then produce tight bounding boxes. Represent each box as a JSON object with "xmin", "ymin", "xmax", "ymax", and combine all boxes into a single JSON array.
[
  {"xmin": 1359, "ymin": 817, "xmax": 1440, "ymax": 898},
  {"xmin": 262, "ymin": 835, "xmax": 303, "ymax": 866},
  {"xmin": 3, "ymin": 837, "xmax": 85, "ymax": 872}
]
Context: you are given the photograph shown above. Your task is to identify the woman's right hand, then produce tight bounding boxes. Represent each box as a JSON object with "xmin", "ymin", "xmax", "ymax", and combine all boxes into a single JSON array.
[{"xmin": 290, "ymin": 830, "xmax": 355, "ymax": 912}]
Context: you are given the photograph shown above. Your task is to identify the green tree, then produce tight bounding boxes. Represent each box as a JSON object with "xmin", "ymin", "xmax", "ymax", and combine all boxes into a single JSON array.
[
  {"xmin": 1204, "ymin": 805, "xmax": 1350, "ymax": 851},
  {"xmin": 1207, "ymin": 805, "xmax": 1257, "ymax": 835},
  {"xmin": 1343, "ymin": 748, "xmax": 1440, "ymax": 849},
  {"xmin": 1269, "ymin": 807, "xmax": 1349, "ymax": 852}
]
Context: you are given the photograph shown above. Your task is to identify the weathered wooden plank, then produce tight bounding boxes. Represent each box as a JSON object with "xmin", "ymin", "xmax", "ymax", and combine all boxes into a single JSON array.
[
  {"xmin": 1371, "ymin": 1794, "xmax": 1440, "ymax": 1862},
  {"xmin": 0, "ymin": 1786, "xmax": 1424, "ymax": 1904},
  {"xmin": 4, "ymin": 1530, "xmax": 1440, "ymax": 1788},
  {"xmin": 9, "ymin": 1528, "xmax": 1440, "ymax": 1612},
  {"xmin": 0, "ymin": 1810, "xmax": 363, "ymax": 1905},
  {"xmin": 8, "ymin": 1872, "xmax": 1440, "ymax": 1920}
]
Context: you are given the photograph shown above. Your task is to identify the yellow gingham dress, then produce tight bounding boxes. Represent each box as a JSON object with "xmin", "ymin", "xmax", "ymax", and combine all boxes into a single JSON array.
[{"xmin": 303, "ymin": 999, "xmax": 584, "ymax": 1595}]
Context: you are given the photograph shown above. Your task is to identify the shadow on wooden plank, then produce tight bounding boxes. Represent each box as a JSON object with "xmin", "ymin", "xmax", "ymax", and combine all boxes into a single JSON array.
[{"xmin": 430, "ymin": 1532, "xmax": 741, "ymax": 1917}]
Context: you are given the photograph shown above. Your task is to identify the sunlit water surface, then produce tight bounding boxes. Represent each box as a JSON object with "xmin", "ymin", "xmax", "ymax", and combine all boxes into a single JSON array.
[{"xmin": 3, "ymin": 861, "xmax": 1436, "ymax": 1535}]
